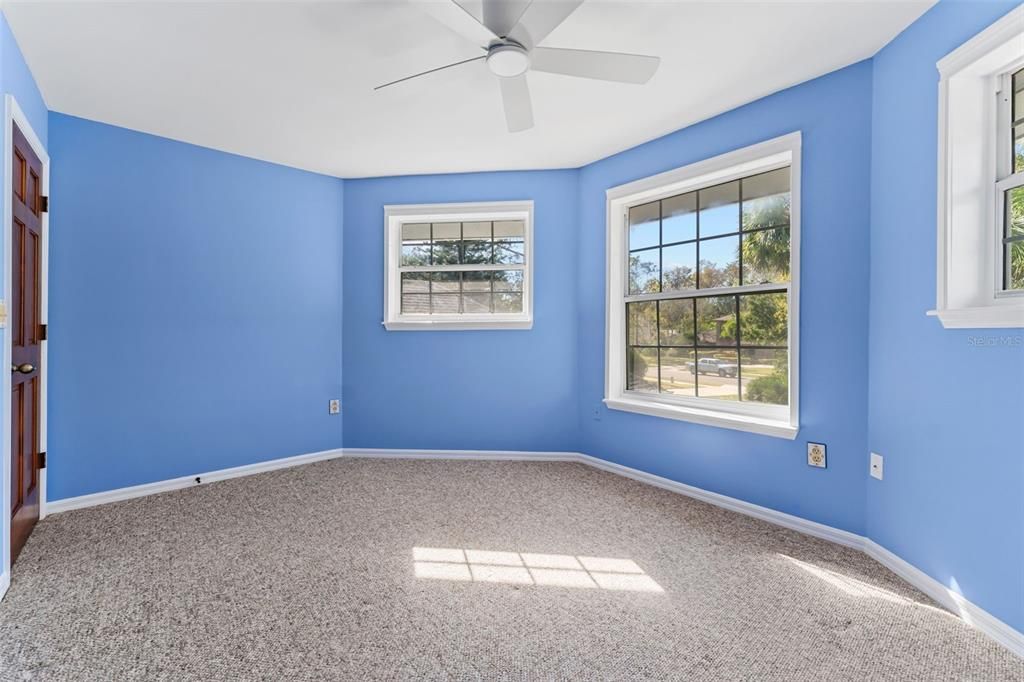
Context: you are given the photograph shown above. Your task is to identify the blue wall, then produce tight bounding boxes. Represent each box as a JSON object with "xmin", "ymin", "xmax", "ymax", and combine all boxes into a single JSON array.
[
  {"xmin": 868, "ymin": 0, "xmax": 1024, "ymax": 632},
  {"xmin": 576, "ymin": 62, "xmax": 874, "ymax": 534},
  {"xmin": 47, "ymin": 114, "xmax": 345, "ymax": 499},
  {"xmin": 342, "ymin": 171, "xmax": 579, "ymax": 451},
  {"xmin": 18, "ymin": 0, "xmax": 1024, "ymax": 638},
  {"xmin": 0, "ymin": 12, "xmax": 48, "ymax": 573}
]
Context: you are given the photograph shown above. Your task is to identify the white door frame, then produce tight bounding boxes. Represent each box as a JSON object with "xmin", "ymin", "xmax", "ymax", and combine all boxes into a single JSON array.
[{"xmin": 1, "ymin": 94, "xmax": 49, "ymax": 594}]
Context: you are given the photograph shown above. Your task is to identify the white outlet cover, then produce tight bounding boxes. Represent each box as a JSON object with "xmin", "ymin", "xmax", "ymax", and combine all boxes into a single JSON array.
[
  {"xmin": 807, "ymin": 442, "xmax": 827, "ymax": 468},
  {"xmin": 329, "ymin": 399, "xmax": 341, "ymax": 414},
  {"xmin": 870, "ymin": 452, "xmax": 883, "ymax": 480}
]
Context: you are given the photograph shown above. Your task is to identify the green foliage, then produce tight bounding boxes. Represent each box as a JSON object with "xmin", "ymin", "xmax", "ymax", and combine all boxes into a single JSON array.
[
  {"xmin": 745, "ymin": 371, "xmax": 788, "ymax": 405},
  {"xmin": 741, "ymin": 195, "xmax": 790, "ymax": 283}
]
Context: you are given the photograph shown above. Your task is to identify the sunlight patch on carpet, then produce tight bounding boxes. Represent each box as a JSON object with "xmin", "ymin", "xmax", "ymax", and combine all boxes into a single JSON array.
[{"xmin": 412, "ymin": 547, "xmax": 664, "ymax": 592}]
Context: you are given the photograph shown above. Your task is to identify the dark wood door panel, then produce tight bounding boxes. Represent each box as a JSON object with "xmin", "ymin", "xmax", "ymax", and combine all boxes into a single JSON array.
[{"xmin": 10, "ymin": 120, "xmax": 43, "ymax": 566}]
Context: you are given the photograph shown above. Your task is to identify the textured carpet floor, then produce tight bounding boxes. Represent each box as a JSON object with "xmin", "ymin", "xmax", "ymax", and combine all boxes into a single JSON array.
[{"xmin": 0, "ymin": 459, "xmax": 1020, "ymax": 681}]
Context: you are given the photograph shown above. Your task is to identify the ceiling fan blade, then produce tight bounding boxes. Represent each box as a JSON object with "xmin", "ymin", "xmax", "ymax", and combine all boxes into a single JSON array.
[
  {"xmin": 530, "ymin": 47, "xmax": 660, "ymax": 84},
  {"xmin": 499, "ymin": 74, "xmax": 533, "ymax": 132},
  {"xmin": 507, "ymin": 1, "xmax": 582, "ymax": 49},
  {"xmin": 375, "ymin": 55, "xmax": 486, "ymax": 90},
  {"xmin": 481, "ymin": 0, "xmax": 531, "ymax": 38},
  {"xmin": 419, "ymin": 0, "xmax": 497, "ymax": 46}
]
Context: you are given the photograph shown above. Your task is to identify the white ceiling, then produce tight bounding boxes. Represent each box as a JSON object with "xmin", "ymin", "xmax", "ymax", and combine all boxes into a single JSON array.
[{"xmin": 3, "ymin": 1, "xmax": 933, "ymax": 178}]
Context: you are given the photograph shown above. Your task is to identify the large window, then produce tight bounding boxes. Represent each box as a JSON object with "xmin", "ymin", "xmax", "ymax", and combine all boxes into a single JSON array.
[
  {"xmin": 384, "ymin": 201, "xmax": 533, "ymax": 330},
  {"xmin": 933, "ymin": 6, "xmax": 1024, "ymax": 328},
  {"xmin": 999, "ymin": 67, "xmax": 1024, "ymax": 292},
  {"xmin": 605, "ymin": 134, "xmax": 800, "ymax": 438}
]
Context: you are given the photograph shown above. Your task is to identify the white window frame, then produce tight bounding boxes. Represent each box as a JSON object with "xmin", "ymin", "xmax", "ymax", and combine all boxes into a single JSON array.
[
  {"xmin": 932, "ymin": 5, "xmax": 1024, "ymax": 328},
  {"xmin": 604, "ymin": 133, "xmax": 801, "ymax": 440},
  {"xmin": 383, "ymin": 201, "xmax": 534, "ymax": 331}
]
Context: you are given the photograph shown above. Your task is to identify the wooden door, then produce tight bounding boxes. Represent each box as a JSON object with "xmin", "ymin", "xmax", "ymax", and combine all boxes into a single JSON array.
[{"xmin": 10, "ymin": 121, "xmax": 43, "ymax": 565}]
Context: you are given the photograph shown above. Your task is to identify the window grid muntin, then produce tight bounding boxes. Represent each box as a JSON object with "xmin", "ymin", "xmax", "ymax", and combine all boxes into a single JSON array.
[
  {"xmin": 399, "ymin": 219, "xmax": 527, "ymax": 315},
  {"xmin": 627, "ymin": 169, "xmax": 791, "ymax": 296},
  {"xmin": 624, "ymin": 166, "xmax": 791, "ymax": 405},
  {"xmin": 625, "ymin": 290, "xmax": 789, "ymax": 403}
]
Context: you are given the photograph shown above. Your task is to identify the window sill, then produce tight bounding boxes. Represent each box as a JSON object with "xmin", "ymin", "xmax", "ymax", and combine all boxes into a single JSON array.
[
  {"xmin": 383, "ymin": 318, "xmax": 533, "ymax": 331},
  {"xmin": 927, "ymin": 304, "xmax": 1024, "ymax": 329},
  {"xmin": 603, "ymin": 396, "xmax": 798, "ymax": 440}
]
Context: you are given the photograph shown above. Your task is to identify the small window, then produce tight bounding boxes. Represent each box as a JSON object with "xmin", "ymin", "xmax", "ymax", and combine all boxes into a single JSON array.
[
  {"xmin": 384, "ymin": 202, "xmax": 533, "ymax": 330},
  {"xmin": 605, "ymin": 134, "xmax": 800, "ymax": 439}
]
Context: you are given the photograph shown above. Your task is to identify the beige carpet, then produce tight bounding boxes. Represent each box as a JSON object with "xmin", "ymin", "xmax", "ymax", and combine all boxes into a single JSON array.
[{"xmin": 0, "ymin": 459, "xmax": 1019, "ymax": 680}]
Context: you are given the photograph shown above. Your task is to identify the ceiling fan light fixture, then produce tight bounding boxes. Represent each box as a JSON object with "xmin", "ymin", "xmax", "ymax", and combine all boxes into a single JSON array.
[{"xmin": 487, "ymin": 43, "xmax": 531, "ymax": 78}]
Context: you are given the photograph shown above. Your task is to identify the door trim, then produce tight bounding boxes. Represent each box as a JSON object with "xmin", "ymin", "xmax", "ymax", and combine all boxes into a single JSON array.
[{"xmin": 2, "ymin": 95, "xmax": 48, "ymax": 590}]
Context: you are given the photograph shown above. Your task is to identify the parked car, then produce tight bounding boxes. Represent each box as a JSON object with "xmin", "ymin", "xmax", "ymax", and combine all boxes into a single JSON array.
[{"xmin": 688, "ymin": 357, "xmax": 738, "ymax": 377}]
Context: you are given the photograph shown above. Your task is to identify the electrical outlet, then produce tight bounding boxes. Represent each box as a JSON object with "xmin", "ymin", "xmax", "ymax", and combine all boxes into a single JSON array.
[
  {"xmin": 329, "ymin": 399, "xmax": 341, "ymax": 415},
  {"xmin": 807, "ymin": 442, "xmax": 826, "ymax": 468},
  {"xmin": 870, "ymin": 452, "xmax": 883, "ymax": 480}
]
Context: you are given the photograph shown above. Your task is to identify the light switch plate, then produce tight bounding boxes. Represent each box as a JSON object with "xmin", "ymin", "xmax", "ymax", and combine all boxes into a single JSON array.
[
  {"xmin": 807, "ymin": 442, "xmax": 826, "ymax": 468},
  {"xmin": 870, "ymin": 452, "xmax": 883, "ymax": 480}
]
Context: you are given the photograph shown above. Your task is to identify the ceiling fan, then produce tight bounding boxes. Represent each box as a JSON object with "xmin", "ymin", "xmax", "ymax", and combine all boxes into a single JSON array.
[{"xmin": 375, "ymin": 0, "xmax": 660, "ymax": 132}]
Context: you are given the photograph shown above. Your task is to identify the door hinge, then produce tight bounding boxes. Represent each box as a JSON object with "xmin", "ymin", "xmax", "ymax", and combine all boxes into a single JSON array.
[
  {"xmin": 39, "ymin": 196, "xmax": 49, "ymax": 213},
  {"xmin": 39, "ymin": 323, "xmax": 47, "ymax": 341},
  {"xmin": 38, "ymin": 451, "xmax": 46, "ymax": 469}
]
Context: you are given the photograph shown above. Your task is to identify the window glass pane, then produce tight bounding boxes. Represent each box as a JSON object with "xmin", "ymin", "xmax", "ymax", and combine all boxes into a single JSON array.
[
  {"xmin": 699, "ymin": 234, "xmax": 739, "ymax": 288},
  {"xmin": 662, "ymin": 242, "xmax": 696, "ymax": 291},
  {"xmin": 695, "ymin": 349, "xmax": 738, "ymax": 400},
  {"xmin": 431, "ymin": 293, "xmax": 460, "ymax": 314},
  {"xmin": 739, "ymin": 293, "xmax": 788, "ymax": 347},
  {"xmin": 627, "ymin": 301, "xmax": 658, "ymax": 346},
  {"xmin": 627, "ymin": 347, "xmax": 659, "ymax": 393},
  {"xmin": 401, "ymin": 293, "xmax": 430, "ymax": 314},
  {"xmin": 658, "ymin": 298, "xmax": 694, "ymax": 346},
  {"xmin": 463, "ymin": 292, "xmax": 491, "ymax": 313},
  {"xmin": 629, "ymin": 201, "xmax": 660, "ymax": 251},
  {"xmin": 494, "ymin": 292, "xmax": 523, "ymax": 313},
  {"xmin": 432, "ymin": 222, "xmax": 461, "ymax": 265},
  {"xmin": 494, "ymin": 220, "xmax": 524, "ymax": 239},
  {"xmin": 1007, "ymin": 240, "xmax": 1024, "ymax": 291},
  {"xmin": 401, "ymin": 272, "xmax": 430, "ymax": 293},
  {"xmin": 662, "ymin": 192, "xmax": 696, "ymax": 243},
  {"xmin": 493, "ymin": 270, "xmax": 523, "ymax": 291},
  {"xmin": 741, "ymin": 349, "xmax": 788, "ymax": 405},
  {"xmin": 696, "ymin": 296, "xmax": 736, "ymax": 347},
  {"xmin": 402, "ymin": 223, "xmax": 431, "ymax": 241},
  {"xmin": 742, "ymin": 168, "xmax": 790, "ymax": 231},
  {"xmin": 462, "ymin": 221, "xmax": 493, "ymax": 264},
  {"xmin": 1007, "ymin": 186, "xmax": 1024, "ymax": 239},
  {"xmin": 494, "ymin": 240, "xmax": 525, "ymax": 265},
  {"xmin": 432, "ymin": 271, "xmax": 460, "ymax": 293},
  {"xmin": 401, "ymin": 222, "xmax": 431, "ymax": 266},
  {"xmin": 660, "ymin": 348, "xmax": 695, "ymax": 397},
  {"xmin": 463, "ymin": 221, "xmax": 491, "ymax": 239},
  {"xmin": 699, "ymin": 180, "xmax": 739, "ymax": 237},
  {"xmin": 629, "ymin": 249, "xmax": 661, "ymax": 294},
  {"xmin": 742, "ymin": 227, "xmax": 790, "ymax": 284},
  {"xmin": 1013, "ymin": 69, "xmax": 1023, "ymax": 173},
  {"xmin": 463, "ymin": 271, "xmax": 491, "ymax": 291}
]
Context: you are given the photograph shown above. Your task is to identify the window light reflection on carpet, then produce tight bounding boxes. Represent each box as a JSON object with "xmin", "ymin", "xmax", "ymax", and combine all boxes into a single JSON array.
[{"xmin": 412, "ymin": 547, "xmax": 664, "ymax": 593}]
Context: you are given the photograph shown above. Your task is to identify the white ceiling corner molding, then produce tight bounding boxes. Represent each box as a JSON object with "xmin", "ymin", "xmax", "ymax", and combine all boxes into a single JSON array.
[
  {"xmin": 933, "ymin": 5, "xmax": 1024, "ymax": 329},
  {"xmin": 3, "ymin": 1, "xmax": 934, "ymax": 177}
]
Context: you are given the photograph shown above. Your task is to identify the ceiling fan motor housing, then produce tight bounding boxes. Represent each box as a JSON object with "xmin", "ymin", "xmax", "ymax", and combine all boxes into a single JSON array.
[{"xmin": 487, "ymin": 41, "xmax": 531, "ymax": 78}]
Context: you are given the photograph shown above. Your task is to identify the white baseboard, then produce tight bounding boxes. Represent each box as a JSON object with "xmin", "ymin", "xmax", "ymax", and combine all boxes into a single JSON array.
[
  {"xmin": 45, "ymin": 448, "xmax": 345, "ymax": 515},
  {"xmin": 863, "ymin": 540, "xmax": 1023, "ymax": 658},
  {"xmin": 343, "ymin": 448, "xmax": 579, "ymax": 462},
  {"xmin": 0, "ymin": 570, "xmax": 9, "ymax": 601},
  {"xmin": 575, "ymin": 453, "xmax": 864, "ymax": 550},
  {"xmin": 36, "ymin": 445, "xmax": 1021, "ymax": 658}
]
